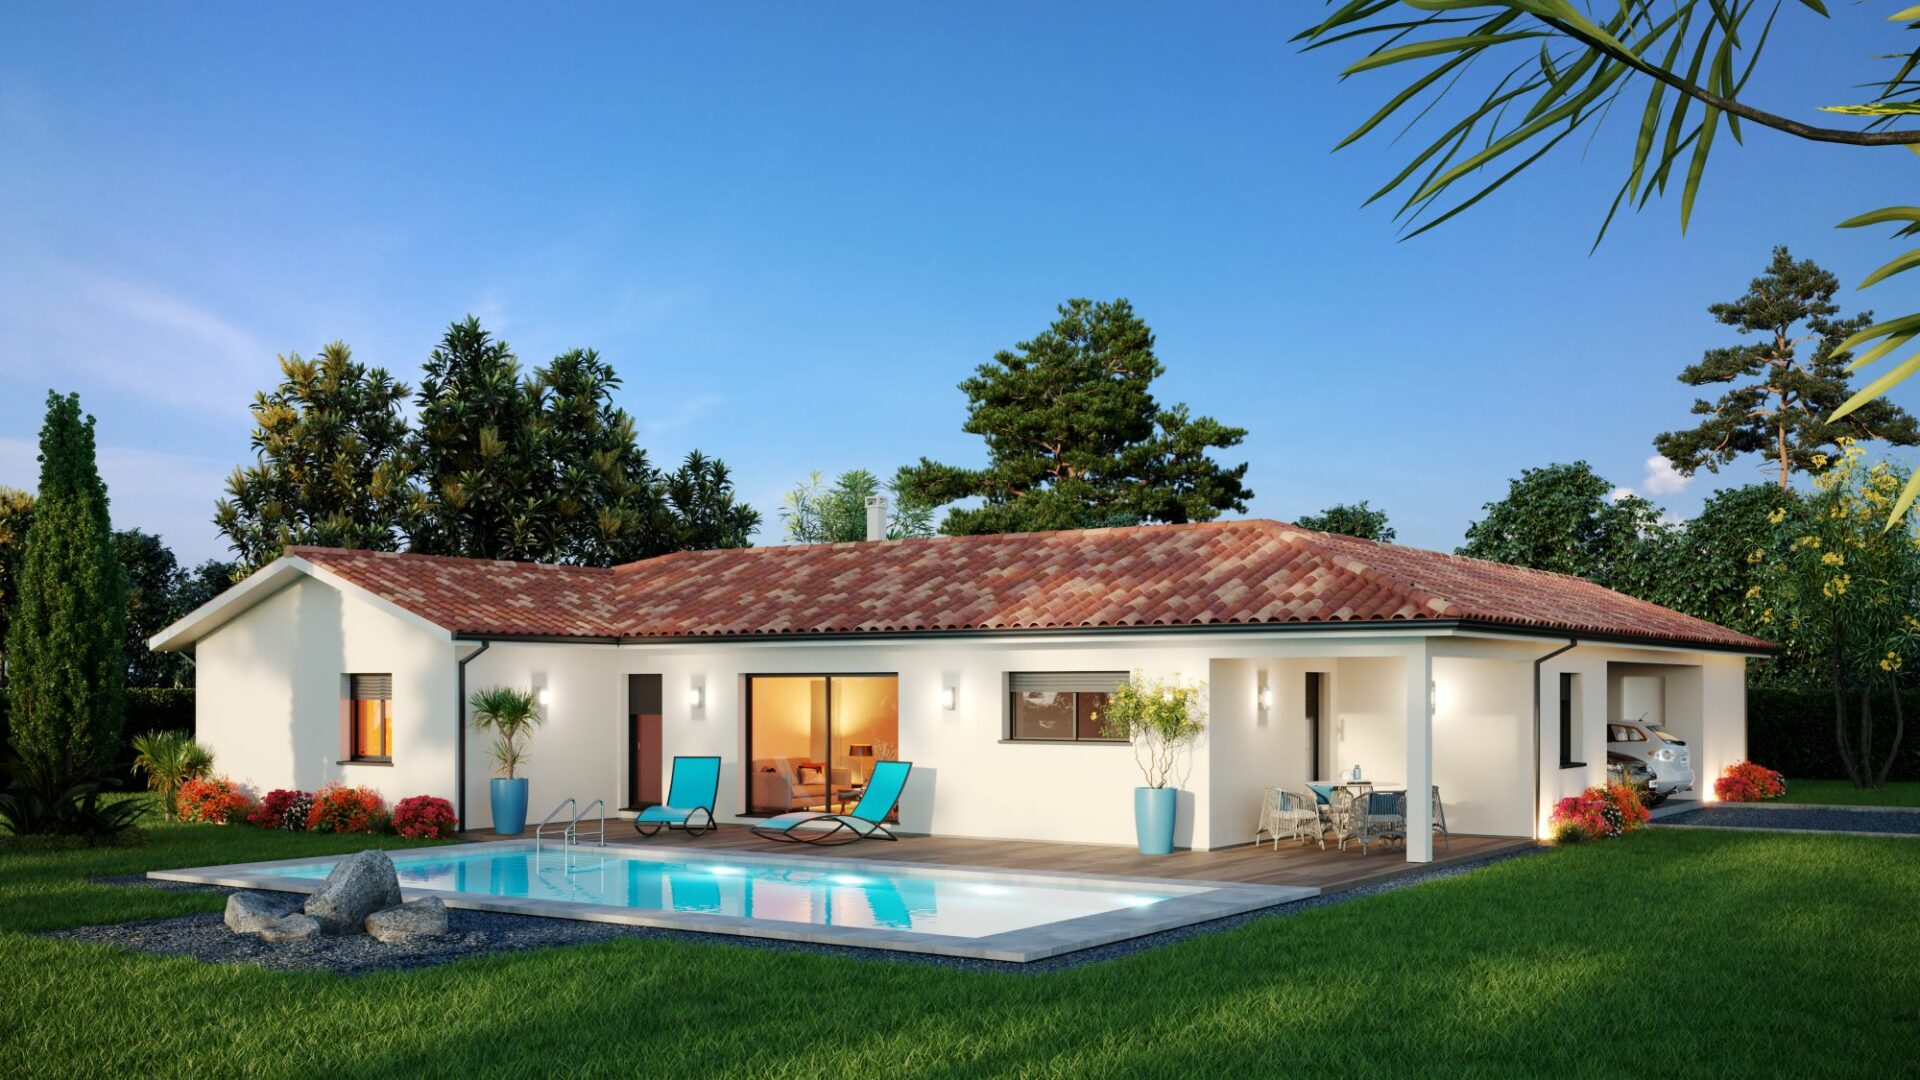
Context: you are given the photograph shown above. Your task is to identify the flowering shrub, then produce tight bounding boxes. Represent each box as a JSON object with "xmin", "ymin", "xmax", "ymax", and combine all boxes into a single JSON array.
[
  {"xmin": 391, "ymin": 795, "xmax": 458, "ymax": 839},
  {"xmin": 280, "ymin": 791, "xmax": 314, "ymax": 830},
  {"xmin": 306, "ymin": 783, "xmax": 387, "ymax": 834},
  {"xmin": 247, "ymin": 788, "xmax": 309, "ymax": 829},
  {"xmin": 177, "ymin": 776, "xmax": 252, "ymax": 825},
  {"xmin": 1549, "ymin": 782, "xmax": 1650, "ymax": 843},
  {"xmin": 1715, "ymin": 761, "xmax": 1787, "ymax": 802}
]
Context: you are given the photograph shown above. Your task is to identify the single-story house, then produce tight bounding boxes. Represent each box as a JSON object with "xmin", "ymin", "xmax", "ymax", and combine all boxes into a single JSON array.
[{"xmin": 150, "ymin": 519, "xmax": 1770, "ymax": 862}]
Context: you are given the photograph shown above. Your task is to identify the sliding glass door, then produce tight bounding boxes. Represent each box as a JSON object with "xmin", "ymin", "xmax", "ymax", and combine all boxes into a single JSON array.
[{"xmin": 745, "ymin": 674, "xmax": 898, "ymax": 816}]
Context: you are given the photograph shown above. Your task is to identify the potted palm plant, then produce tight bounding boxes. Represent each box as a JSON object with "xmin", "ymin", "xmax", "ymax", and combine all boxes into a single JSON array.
[
  {"xmin": 1100, "ymin": 673, "xmax": 1207, "ymax": 855},
  {"xmin": 469, "ymin": 686, "xmax": 544, "ymax": 835},
  {"xmin": 129, "ymin": 730, "xmax": 214, "ymax": 821}
]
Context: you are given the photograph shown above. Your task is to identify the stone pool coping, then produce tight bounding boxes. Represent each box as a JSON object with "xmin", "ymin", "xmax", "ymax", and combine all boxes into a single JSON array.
[{"xmin": 148, "ymin": 839, "xmax": 1315, "ymax": 963}]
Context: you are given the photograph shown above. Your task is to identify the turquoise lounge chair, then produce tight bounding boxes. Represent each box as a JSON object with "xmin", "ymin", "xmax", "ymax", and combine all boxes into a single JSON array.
[
  {"xmin": 749, "ymin": 760, "xmax": 911, "ymax": 845},
  {"xmin": 633, "ymin": 756, "xmax": 721, "ymax": 838}
]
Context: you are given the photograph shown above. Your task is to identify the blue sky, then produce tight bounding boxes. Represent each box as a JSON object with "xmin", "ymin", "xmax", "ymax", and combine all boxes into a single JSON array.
[{"xmin": 1, "ymin": 3, "xmax": 1913, "ymax": 565}]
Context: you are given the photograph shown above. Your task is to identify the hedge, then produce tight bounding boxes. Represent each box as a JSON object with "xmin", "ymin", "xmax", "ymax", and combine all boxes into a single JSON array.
[
  {"xmin": 0, "ymin": 686, "xmax": 194, "ymax": 780},
  {"xmin": 1747, "ymin": 684, "xmax": 1920, "ymax": 783}
]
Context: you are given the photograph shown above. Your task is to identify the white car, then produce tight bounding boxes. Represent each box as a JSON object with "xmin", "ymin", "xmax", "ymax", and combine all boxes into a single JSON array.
[{"xmin": 1606, "ymin": 720, "xmax": 1695, "ymax": 802}]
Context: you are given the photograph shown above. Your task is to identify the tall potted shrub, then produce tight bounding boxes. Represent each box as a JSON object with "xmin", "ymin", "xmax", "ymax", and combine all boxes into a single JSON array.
[
  {"xmin": 469, "ymin": 686, "xmax": 543, "ymax": 835},
  {"xmin": 1100, "ymin": 673, "xmax": 1207, "ymax": 855}
]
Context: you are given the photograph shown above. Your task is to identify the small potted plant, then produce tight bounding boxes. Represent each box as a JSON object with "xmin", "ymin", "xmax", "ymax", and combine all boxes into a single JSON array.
[
  {"xmin": 469, "ymin": 686, "xmax": 543, "ymax": 835},
  {"xmin": 1100, "ymin": 673, "xmax": 1207, "ymax": 855}
]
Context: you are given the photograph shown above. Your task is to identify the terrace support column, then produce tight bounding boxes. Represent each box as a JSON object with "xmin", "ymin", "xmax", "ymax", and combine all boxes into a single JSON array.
[{"xmin": 1404, "ymin": 642, "xmax": 1434, "ymax": 863}]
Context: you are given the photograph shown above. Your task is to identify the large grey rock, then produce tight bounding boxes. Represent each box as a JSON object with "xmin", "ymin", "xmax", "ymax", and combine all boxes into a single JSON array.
[
  {"xmin": 364, "ymin": 897, "xmax": 448, "ymax": 943},
  {"xmin": 302, "ymin": 850, "xmax": 402, "ymax": 933},
  {"xmin": 258, "ymin": 913, "xmax": 323, "ymax": 943},
  {"xmin": 224, "ymin": 890, "xmax": 300, "ymax": 934}
]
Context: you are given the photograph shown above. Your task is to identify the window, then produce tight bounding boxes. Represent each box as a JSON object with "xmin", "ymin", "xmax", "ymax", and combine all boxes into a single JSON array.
[
  {"xmin": 1609, "ymin": 724, "xmax": 1647, "ymax": 743},
  {"xmin": 1651, "ymin": 728, "xmax": 1686, "ymax": 745},
  {"xmin": 350, "ymin": 674, "xmax": 393, "ymax": 761},
  {"xmin": 1007, "ymin": 673, "xmax": 1126, "ymax": 742},
  {"xmin": 1558, "ymin": 673, "xmax": 1585, "ymax": 769}
]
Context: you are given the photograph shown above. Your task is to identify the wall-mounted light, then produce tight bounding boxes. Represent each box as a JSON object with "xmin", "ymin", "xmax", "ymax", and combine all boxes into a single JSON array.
[
  {"xmin": 687, "ymin": 685, "xmax": 704, "ymax": 710},
  {"xmin": 536, "ymin": 688, "xmax": 552, "ymax": 707},
  {"xmin": 939, "ymin": 685, "xmax": 957, "ymax": 711},
  {"xmin": 1257, "ymin": 686, "xmax": 1273, "ymax": 712}
]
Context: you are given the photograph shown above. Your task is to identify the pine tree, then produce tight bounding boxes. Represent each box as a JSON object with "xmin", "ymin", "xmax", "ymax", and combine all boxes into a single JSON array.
[
  {"xmin": 896, "ymin": 298, "xmax": 1251, "ymax": 534},
  {"xmin": 1654, "ymin": 247, "xmax": 1920, "ymax": 490},
  {"xmin": 5, "ymin": 393, "xmax": 127, "ymax": 778}
]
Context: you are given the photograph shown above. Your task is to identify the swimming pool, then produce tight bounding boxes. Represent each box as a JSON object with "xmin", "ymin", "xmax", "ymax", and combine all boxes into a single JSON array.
[{"xmin": 151, "ymin": 841, "xmax": 1312, "ymax": 961}]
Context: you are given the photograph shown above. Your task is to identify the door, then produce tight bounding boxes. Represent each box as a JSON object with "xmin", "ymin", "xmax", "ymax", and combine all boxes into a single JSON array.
[
  {"xmin": 628, "ymin": 674, "xmax": 663, "ymax": 810},
  {"xmin": 744, "ymin": 674, "xmax": 898, "ymax": 816},
  {"xmin": 1306, "ymin": 671, "xmax": 1326, "ymax": 780}
]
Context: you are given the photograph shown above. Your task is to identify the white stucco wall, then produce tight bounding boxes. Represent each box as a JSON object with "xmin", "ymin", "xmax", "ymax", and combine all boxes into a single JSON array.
[
  {"xmin": 193, "ymin": 576, "xmax": 455, "ymax": 808},
  {"xmin": 463, "ymin": 637, "xmax": 1219, "ymax": 847}
]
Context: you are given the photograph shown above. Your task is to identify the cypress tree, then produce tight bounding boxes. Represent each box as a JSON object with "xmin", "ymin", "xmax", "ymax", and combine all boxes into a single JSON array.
[{"xmin": 5, "ymin": 392, "xmax": 126, "ymax": 777}]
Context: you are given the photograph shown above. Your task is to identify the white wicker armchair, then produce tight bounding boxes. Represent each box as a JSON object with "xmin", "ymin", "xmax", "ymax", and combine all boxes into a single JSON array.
[{"xmin": 1255, "ymin": 787, "xmax": 1323, "ymax": 849}]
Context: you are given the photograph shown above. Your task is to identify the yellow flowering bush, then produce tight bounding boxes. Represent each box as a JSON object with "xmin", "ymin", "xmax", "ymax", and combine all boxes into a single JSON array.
[{"xmin": 1752, "ymin": 442, "xmax": 1920, "ymax": 789}]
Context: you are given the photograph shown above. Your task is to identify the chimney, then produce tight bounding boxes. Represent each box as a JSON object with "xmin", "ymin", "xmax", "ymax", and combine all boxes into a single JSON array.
[{"xmin": 864, "ymin": 495, "xmax": 888, "ymax": 542}]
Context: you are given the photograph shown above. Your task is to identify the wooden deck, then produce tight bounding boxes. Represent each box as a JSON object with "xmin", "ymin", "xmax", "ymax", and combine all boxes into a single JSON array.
[{"xmin": 459, "ymin": 821, "xmax": 1533, "ymax": 893}]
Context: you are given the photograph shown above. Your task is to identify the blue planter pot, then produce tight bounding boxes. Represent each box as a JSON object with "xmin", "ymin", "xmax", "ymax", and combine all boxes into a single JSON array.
[
  {"xmin": 1133, "ymin": 786, "xmax": 1178, "ymax": 855},
  {"xmin": 491, "ymin": 777, "xmax": 529, "ymax": 836}
]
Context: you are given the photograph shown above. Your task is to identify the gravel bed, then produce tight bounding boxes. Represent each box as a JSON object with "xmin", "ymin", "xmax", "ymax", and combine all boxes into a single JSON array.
[
  {"xmin": 57, "ymin": 846, "xmax": 1546, "ymax": 975},
  {"xmin": 1655, "ymin": 806, "xmax": 1920, "ymax": 835}
]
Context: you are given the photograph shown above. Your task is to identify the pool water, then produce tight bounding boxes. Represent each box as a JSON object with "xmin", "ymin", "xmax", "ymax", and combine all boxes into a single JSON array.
[{"xmin": 269, "ymin": 845, "xmax": 1179, "ymax": 939}]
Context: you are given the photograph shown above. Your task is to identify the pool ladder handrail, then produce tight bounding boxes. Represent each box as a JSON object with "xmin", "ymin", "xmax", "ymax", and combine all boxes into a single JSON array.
[
  {"xmin": 534, "ymin": 797, "xmax": 577, "ymax": 855},
  {"xmin": 572, "ymin": 798, "xmax": 607, "ymax": 848},
  {"xmin": 533, "ymin": 797, "xmax": 608, "ymax": 854}
]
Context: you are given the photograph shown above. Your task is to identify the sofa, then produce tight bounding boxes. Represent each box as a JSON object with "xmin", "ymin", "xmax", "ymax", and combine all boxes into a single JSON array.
[{"xmin": 750, "ymin": 757, "xmax": 852, "ymax": 812}]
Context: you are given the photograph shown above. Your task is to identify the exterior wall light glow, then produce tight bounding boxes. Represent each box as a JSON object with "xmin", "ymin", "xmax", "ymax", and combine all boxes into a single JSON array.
[
  {"xmin": 940, "ymin": 685, "xmax": 957, "ymax": 710},
  {"xmin": 536, "ymin": 688, "xmax": 552, "ymax": 707},
  {"xmin": 1257, "ymin": 687, "xmax": 1273, "ymax": 711},
  {"xmin": 687, "ymin": 685, "xmax": 704, "ymax": 709}
]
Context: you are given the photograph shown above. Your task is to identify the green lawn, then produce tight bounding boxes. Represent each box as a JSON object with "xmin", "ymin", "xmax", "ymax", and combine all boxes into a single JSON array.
[
  {"xmin": 1781, "ymin": 779, "xmax": 1920, "ymax": 807},
  {"xmin": 3, "ymin": 823, "xmax": 1915, "ymax": 1077}
]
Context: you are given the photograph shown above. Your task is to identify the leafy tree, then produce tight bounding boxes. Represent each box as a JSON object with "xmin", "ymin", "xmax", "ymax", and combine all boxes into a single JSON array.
[
  {"xmin": 409, "ymin": 319, "xmax": 755, "ymax": 564},
  {"xmin": 5, "ymin": 393, "xmax": 126, "ymax": 778},
  {"xmin": 781, "ymin": 469, "xmax": 936, "ymax": 543},
  {"xmin": 1753, "ymin": 442, "xmax": 1920, "ymax": 788},
  {"xmin": 115, "ymin": 529, "xmax": 189, "ymax": 688},
  {"xmin": 0, "ymin": 486, "xmax": 34, "ymax": 686},
  {"xmin": 660, "ymin": 451, "xmax": 760, "ymax": 552},
  {"xmin": 176, "ymin": 558, "xmax": 242, "ymax": 613},
  {"xmin": 214, "ymin": 344, "xmax": 415, "ymax": 569},
  {"xmin": 1460, "ymin": 462, "xmax": 1664, "ymax": 591},
  {"xmin": 896, "ymin": 298, "xmax": 1251, "ymax": 535},
  {"xmin": 1654, "ymin": 248, "xmax": 1918, "ymax": 489},
  {"xmin": 408, "ymin": 317, "xmax": 544, "ymax": 561},
  {"xmin": 1299, "ymin": 2, "xmax": 1920, "ymax": 521},
  {"xmin": 524, "ymin": 348, "xmax": 673, "ymax": 565},
  {"xmin": 1295, "ymin": 501, "xmax": 1396, "ymax": 542},
  {"xmin": 1642, "ymin": 484, "xmax": 1806, "ymax": 662}
]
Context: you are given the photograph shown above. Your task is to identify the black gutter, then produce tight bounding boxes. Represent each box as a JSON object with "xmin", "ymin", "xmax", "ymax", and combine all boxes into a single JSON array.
[
  {"xmin": 1532, "ymin": 638, "xmax": 1578, "ymax": 838},
  {"xmin": 455, "ymin": 640, "xmax": 491, "ymax": 831},
  {"xmin": 448, "ymin": 618, "xmax": 1770, "ymax": 655}
]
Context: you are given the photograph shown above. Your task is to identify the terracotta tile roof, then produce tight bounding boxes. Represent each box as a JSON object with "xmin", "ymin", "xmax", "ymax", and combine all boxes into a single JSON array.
[{"xmin": 284, "ymin": 520, "xmax": 1772, "ymax": 650}]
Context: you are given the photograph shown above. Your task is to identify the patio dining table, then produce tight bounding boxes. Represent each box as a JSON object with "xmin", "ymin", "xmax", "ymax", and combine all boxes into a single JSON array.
[{"xmin": 1308, "ymin": 780, "xmax": 1404, "ymax": 804}]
